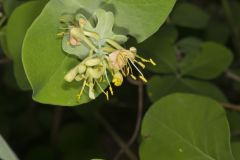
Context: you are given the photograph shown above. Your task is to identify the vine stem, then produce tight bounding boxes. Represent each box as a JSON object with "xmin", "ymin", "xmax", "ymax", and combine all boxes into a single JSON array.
[
  {"xmin": 222, "ymin": 103, "xmax": 240, "ymax": 112},
  {"xmin": 95, "ymin": 112, "xmax": 138, "ymax": 160},
  {"xmin": 50, "ymin": 107, "xmax": 63, "ymax": 145},
  {"xmin": 225, "ymin": 70, "xmax": 240, "ymax": 82},
  {"xmin": 221, "ymin": 0, "xmax": 240, "ymax": 55},
  {"xmin": 114, "ymin": 78, "xmax": 144, "ymax": 160},
  {"xmin": 0, "ymin": 58, "xmax": 10, "ymax": 64}
]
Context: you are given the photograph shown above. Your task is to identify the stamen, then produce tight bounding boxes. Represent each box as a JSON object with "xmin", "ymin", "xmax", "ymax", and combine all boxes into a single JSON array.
[
  {"xmin": 129, "ymin": 59, "xmax": 144, "ymax": 76},
  {"xmin": 95, "ymin": 80, "xmax": 109, "ymax": 100},
  {"xmin": 127, "ymin": 67, "xmax": 130, "ymax": 75},
  {"xmin": 76, "ymin": 80, "xmax": 87, "ymax": 101},
  {"xmin": 106, "ymin": 91, "xmax": 109, "ymax": 101},
  {"xmin": 139, "ymin": 76, "xmax": 148, "ymax": 83},
  {"xmin": 136, "ymin": 55, "xmax": 156, "ymax": 66},
  {"xmin": 131, "ymin": 74, "xmax": 137, "ymax": 80},
  {"xmin": 109, "ymin": 86, "xmax": 114, "ymax": 95},
  {"xmin": 150, "ymin": 58, "xmax": 157, "ymax": 66},
  {"xmin": 135, "ymin": 61, "xmax": 145, "ymax": 69},
  {"xmin": 127, "ymin": 61, "xmax": 134, "ymax": 75},
  {"xmin": 57, "ymin": 32, "xmax": 65, "ymax": 37},
  {"xmin": 105, "ymin": 71, "xmax": 114, "ymax": 95}
]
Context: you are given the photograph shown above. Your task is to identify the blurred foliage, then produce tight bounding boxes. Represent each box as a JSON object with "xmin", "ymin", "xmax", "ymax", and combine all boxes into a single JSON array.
[{"xmin": 0, "ymin": 0, "xmax": 240, "ymax": 160}]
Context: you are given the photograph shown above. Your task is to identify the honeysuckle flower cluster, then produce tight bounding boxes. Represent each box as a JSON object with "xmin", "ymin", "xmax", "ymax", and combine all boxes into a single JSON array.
[{"xmin": 58, "ymin": 10, "xmax": 156, "ymax": 101}]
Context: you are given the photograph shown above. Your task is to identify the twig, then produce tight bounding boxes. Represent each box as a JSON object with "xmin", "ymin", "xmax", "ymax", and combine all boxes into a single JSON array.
[
  {"xmin": 222, "ymin": 103, "xmax": 240, "ymax": 112},
  {"xmin": 0, "ymin": 58, "xmax": 10, "ymax": 64},
  {"xmin": 50, "ymin": 107, "xmax": 63, "ymax": 145},
  {"xmin": 95, "ymin": 112, "xmax": 137, "ymax": 160},
  {"xmin": 114, "ymin": 78, "xmax": 144, "ymax": 160},
  {"xmin": 225, "ymin": 70, "xmax": 240, "ymax": 82}
]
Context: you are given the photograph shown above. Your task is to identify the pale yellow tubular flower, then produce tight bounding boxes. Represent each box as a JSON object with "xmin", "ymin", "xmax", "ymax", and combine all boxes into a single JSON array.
[
  {"xmin": 85, "ymin": 58, "xmax": 101, "ymax": 67},
  {"xmin": 75, "ymin": 75, "xmax": 83, "ymax": 82},
  {"xmin": 64, "ymin": 67, "xmax": 78, "ymax": 82},
  {"xmin": 88, "ymin": 83, "xmax": 96, "ymax": 99},
  {"xmin": 78, "ymin": 64, "xmax": 87, "ymax": 74}
]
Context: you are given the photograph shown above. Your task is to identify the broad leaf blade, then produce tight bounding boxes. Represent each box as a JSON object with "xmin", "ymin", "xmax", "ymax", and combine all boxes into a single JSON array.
[
  {"xmin": 147, "ymin": 76, "xmax": 227, "ymax": 102},
  {"xmin": 232, "ymin": 142, "xmax": 240, "ymax": 160},
  {"xmin": 6, "ymin": 0, "xmax": 47, "ymax": 90},
  {"xmin": 171, "ymin": 3, "xmax": 210, "ymax": 29},
  {"xmin": 0, "ymin": 134, "xmax": 18, "ymax": 160},
  {"xmin": 103, "ymin": 0, "xmax": 176, "ymax": 42},
  {"xmin": 140, "ymin": 93, "xmax": 234, "ymax": 160},
  {"xmin": 181, "ymin": 42, "xmax": 233, "ymax": 79}
]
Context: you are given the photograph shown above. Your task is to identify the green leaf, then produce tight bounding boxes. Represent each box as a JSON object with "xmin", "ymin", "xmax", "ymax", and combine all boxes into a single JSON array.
[
  {"xmin": 0, "ymin": 134, "xmax": 18, "ymax": 160},
  {"xmin": 0, "ymin": 26, "xmax": 10, "ymax": 58},
  {"xmin": 140, "ymin": 93, "xmax": 234, "ymax": 160},
  {"xmin": 147, "ymin": 76, "xmax": 227, "ymax": 102},
  {"xmin": 205, "ymin": 20, "xmax": 230, "ymax": 44},
  {"xmin": 177, "ymin": 37, "xmax": 202, "ymax": 55},
  {"xmin": 103, "ymin": 0, "xmax": 176, "ymax": 42},
  {"xmin": 181, "ymin": 42, "xmax": 233, "ymax": 79},
  {"xmin": 22, "ymin": 0, "xmax": 176, "ymax": 106},
  {"xmin": 0, "ymin": 0, "xmax": 23, "ymax": 17},
  {"xmin": 171, "ymin": 3, "xmax": 210, "ymax": 29},
  {"xmin": 227, "ymin": 111, "xmax": 240, "ymax": 131},
  {"xmin": 138, "ymin": 25, "xmax": 178, "ymax": 74},
  {"xmin": 6, "ymin": 0, "xmax": 47, "ymax": 90},
  {"xmin": 232, "ymin": 142, "xmax": 240, "ymax": 160},
  {"xmin": 177, "ymin": 37, "xmax": 203, "ymax": 71}
]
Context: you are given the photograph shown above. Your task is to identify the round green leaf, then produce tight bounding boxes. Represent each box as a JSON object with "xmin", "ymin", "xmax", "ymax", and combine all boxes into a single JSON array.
[
  {"xmin": 232, "ymin": 142, "xmax": 240, "ymax": 160},
  {"xmin": 140, "ymin": 93, "xmax": 234, "ymax": 160},
  {"xmin": 181, "ymin": 42, "xmax": 233, "ymax": 79},
  {"xmin": 171, "ymin": 3, "xmax": 210, "ymax": 29},
  {"xmin": 177, "ymin": 37, "xmax": 203, "ymax": 72},
  {"xmin": 22, "ymin": 0, "xmax": 176, "ymax": 106},
  {"xmin": 205, "ymin": 20, "xmax": 230, "ymax": 44},
  {"xmin": 6, "ymin": 0, "xmax": 47, "ymax": 90},
  {"xmin": 103, "ymin": 0, "xmax": 176, "ymax": 42},
  {"xmin": 147, "ymin": 76, "xmax": 227, "ymax": 102},
  {"xmin": 138, "ymin": 25, "xmax": 178, "ymax": 74}
]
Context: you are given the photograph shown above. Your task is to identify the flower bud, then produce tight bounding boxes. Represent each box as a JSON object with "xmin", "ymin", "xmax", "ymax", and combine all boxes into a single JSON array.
[
  {"xmin": 86, "ymin": 67, "xmax": 105, "ymax": 79},
  {"xmin": 64, "ymin": 68, "xmax": 78, "ymax": 82},
  {"xmin": 85, "ymin": 58, "xmax": 101, "ymax": 67},
  {"xmin": 89, "ymin": 83, "xmax": 95, "ymax": 99},
  {"xmin": 78, "ymin": 64, "xmax": 86, "ymax": 74}
]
